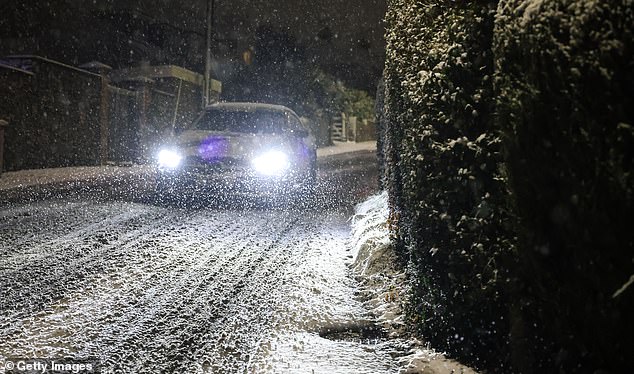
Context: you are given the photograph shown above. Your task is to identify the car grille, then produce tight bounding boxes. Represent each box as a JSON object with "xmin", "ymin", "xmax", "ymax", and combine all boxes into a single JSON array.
[{"xmin": 184, "ymin": 156, "xmax": 246, "ymax": 174}]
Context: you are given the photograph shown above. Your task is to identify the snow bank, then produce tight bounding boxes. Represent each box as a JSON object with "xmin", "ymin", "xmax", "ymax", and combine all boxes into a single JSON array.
[
  {"xmin": 317, "ymin": 140, "xmax": 376, "ymax": 158},
  {"xmin": 349, "ymin": 192, "xmax": 480, "ymax": 374},
  {"xmin": 0, "ymin": 165, "xmax": 154, "ymax": 203},
  {"xmin": 0, "ymin": 165, "xmax": 152, "ymax": 191},
  {"xmin": 350, "ymin": 191, "xmax": 392, "ymax": 276},
  {"xmin": 349, "ymin": 191, "xmax": 407, "ymax": 339}
]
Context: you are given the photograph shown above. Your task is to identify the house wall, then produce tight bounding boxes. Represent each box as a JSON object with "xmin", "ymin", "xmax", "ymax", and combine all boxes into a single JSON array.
[
  {"xmin": 0, "ymin": 57, "xmax": 207, "ymax": 171},
  {"xmin": 0, "ymin": 58, "xmax": 103, "ymax": 171}
]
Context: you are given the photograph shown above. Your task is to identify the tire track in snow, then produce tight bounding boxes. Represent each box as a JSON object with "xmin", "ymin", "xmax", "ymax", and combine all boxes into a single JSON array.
[
  {"xmin": 0, "ymin": 199, "xmax": 99, "ymax": 255},
  {"xmin": 158, "ymin": 216, "xmax": 305, "ymax": 373},
  {"xmin": 0, "ymin": 150, "xmax": 387, "ymax": 373},
  {"xmin": 0, "ymin": 203, "xmax": 196, "ymax": 326},
  {"xmin": 0, "ymin": 205, "xmax": 302, "ymax": 373},
  {"xmin": 96, "ymin": 212, "xmax": 300, "ymax": 373}
]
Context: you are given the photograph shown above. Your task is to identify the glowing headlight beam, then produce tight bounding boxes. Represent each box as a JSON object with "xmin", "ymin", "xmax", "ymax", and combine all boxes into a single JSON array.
[
  {"xmin": 251, "ymin": 150, "xmax": 290, "ymax": 176},
  {"xmin": 157, "ymin": 149, "xmax": 182, "ymax": 169}
]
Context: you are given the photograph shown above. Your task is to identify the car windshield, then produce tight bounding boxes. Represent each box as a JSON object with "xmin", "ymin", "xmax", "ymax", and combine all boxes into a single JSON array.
[{"xmin": 193, "ymin": 109, "xmax": 287, "ymax": 134}]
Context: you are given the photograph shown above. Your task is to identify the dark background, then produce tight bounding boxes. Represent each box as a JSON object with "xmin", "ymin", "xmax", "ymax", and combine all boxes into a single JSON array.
[{"xmin": 0, "ymin": 0, "xmax": 386, "ymax": 93}]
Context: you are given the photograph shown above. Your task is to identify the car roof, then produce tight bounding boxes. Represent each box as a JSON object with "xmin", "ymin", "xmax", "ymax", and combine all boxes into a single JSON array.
[{"xmin": 205, "ymin": 102, "xmax": 296, "ymax": 115}]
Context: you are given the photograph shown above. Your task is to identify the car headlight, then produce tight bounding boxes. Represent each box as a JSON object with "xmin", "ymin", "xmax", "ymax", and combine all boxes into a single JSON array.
[
  {"xmin": 157, "ymin": 149, "xmax": 182, "ymax": 169},
  {"xmin": 251, "ymin": 150, "xmax": 290, "ymax": 176}
]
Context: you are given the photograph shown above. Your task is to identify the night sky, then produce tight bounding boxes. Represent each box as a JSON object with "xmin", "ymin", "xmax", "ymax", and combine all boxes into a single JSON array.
[{"xmin": 0, "ymin": 0, "xmax": 386, "ymax": 91}]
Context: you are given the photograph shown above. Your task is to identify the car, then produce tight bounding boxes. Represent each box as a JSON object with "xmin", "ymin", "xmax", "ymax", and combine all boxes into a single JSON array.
[{"xmin": 154, "ymin": 102, "xmax": 317, "ymax": 203}]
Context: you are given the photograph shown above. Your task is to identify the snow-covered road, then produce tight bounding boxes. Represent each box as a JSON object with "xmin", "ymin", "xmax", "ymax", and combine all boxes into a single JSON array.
[{"xmin": 0, "ymin": 149, "xmax": 413, "ymax": 373}]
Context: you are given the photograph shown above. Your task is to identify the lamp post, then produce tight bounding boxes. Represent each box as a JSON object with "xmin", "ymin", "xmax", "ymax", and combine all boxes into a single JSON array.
[
  {"xmin": 0, "ymin": 119, "xmax": 7, "ymax": 176},
  {"xmin": 203, "ymin": 0, "xmax": 216, "ymax": 108}
]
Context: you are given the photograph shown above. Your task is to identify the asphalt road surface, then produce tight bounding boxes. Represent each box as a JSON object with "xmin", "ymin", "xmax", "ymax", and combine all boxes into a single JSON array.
[{"xmin": 0, "ymin": 150, "xmax": 410, "ymax": 373}]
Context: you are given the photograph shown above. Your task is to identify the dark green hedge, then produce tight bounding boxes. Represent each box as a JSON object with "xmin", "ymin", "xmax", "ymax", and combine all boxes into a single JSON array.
[
  {"xmin": 382, "ymin": 0, "xmax": 514, "ymax": 369},
  {"xmin": 381, "ymin": 0, "xmax": 633, "ymax": 372},
  {"xmin": 494, "ymin": 0, "xmax": 634, "ymax": 371}
]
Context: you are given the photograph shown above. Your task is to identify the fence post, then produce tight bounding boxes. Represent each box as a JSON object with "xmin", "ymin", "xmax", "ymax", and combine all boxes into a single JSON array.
[
  {"xmin": 341, "ymin": 112, "xmax": 347, "ymax": 142},
  {"xmin": 98, "ymin": 66, "xmax": 112, "ymax": 165},
  {"xmin": 80, "ymin": 62, "xmax": 113, "ymax": 165},
  {"xmin": 349, "ymin": 116, "xmax": 358, "ymax": 142},
  {"xmin": 0, "ymin": 119, "xmax": 7, "ymax": 176},
  {"xmin": 134, "ymin": 77, "xmax": 153, "ymax": 162}
]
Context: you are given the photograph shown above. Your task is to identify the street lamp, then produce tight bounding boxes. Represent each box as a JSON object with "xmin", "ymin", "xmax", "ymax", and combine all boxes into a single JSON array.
[{"xmin": 203, "ymin": 0, "xmax": 216, "ymax": 108}]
